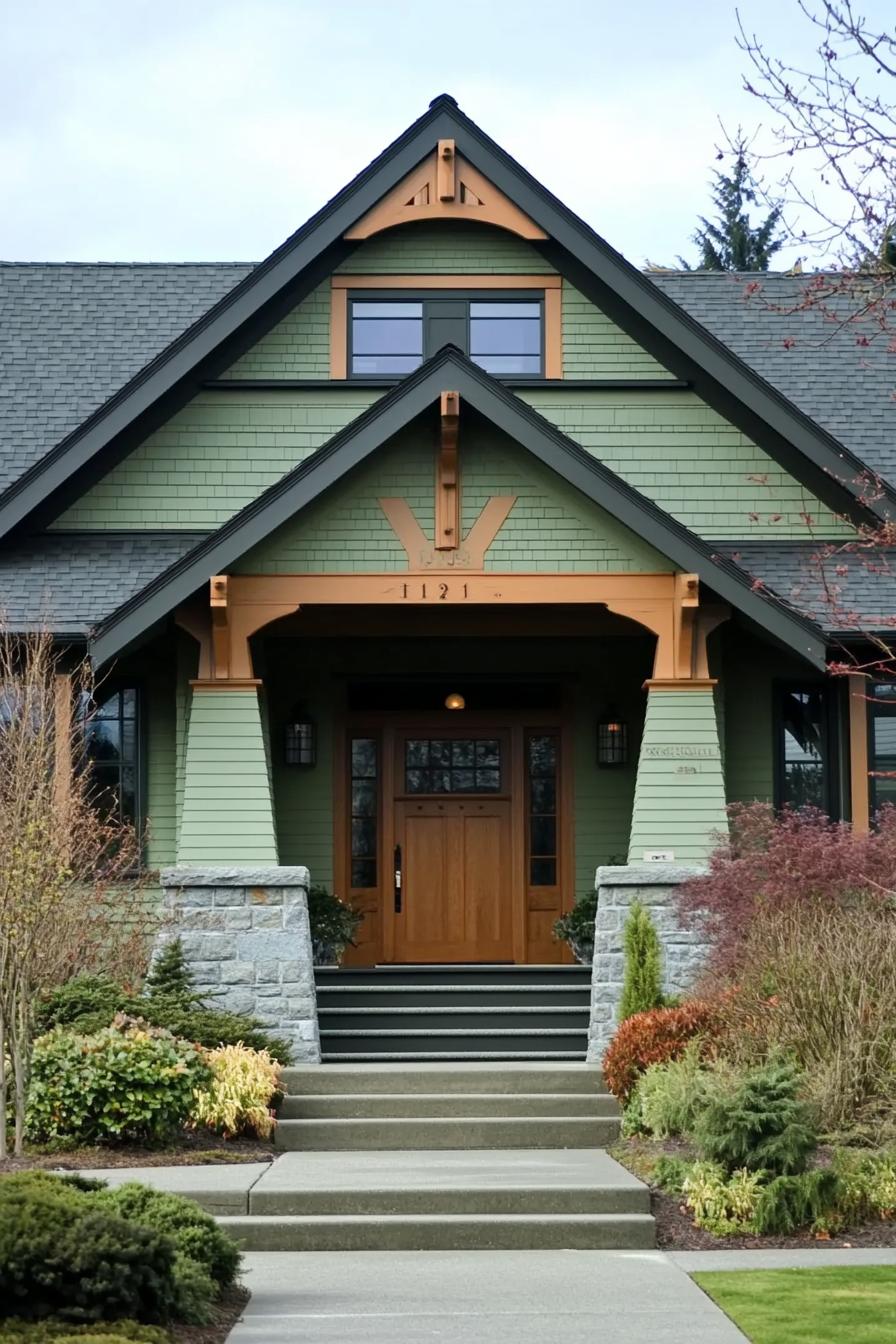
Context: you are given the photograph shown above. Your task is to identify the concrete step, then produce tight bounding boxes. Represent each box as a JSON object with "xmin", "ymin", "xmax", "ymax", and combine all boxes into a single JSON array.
[
  {"xmin": 315, "ymin": 965, "xmax": 591, "ymax": 987},
  {"xmin": 319, "ymin": 1006, "xmax": 589, "ymax": 1031},
  {"xmin": 317, "ymin": 985, "xmax": 592, "ymax": 1008},
  {"xmin": 281, "ymin": 1064, "xmax": 607, "ymax": 1094},
  {"xmin": 279, "ymin": 1091, "xmax": 619, "ymax": 1119},
  {"xmin": 318, "ymin": 1029, "xmax": 588, "ymax": 1056},
  {"xmin": 273, "ymin": 1116, "xmax": 620, "ymax": 1150},
  {"xmin": 250, "ymin": 1181, "xmax": 645, "ymax": 1217},
  {"xmin": 218, "ymin": 1211, "xmax": 655, "ymax": 1251}
]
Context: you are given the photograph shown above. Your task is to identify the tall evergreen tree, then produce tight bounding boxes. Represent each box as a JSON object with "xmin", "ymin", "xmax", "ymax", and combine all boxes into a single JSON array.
[{"xmin": 683, "ymin": 138, "xmax": 784, "ymax": 272}]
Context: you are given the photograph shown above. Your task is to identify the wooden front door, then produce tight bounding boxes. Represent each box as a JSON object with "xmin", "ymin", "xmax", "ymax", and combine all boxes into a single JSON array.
[{"xmin": 392, "ymin": 731, "xmax": 513, "ymax": 963}]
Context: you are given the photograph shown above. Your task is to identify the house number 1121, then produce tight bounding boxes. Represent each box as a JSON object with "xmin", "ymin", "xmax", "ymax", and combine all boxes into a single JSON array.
[{"xmin": 401, "ymin": 582, "xmax": 469, "ymax": 600}]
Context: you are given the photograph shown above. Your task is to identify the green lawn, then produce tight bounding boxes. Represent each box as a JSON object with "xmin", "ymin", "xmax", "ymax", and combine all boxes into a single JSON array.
[{"xmin": 694, "ymin": 1267, "xmax": 896, "ymax": 1344}]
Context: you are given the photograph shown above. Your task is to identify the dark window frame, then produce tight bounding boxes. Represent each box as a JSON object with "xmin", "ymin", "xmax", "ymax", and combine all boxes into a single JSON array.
[
  {"xmin": 867, "ymin": 681, "xmax": 896, "ymax": 819},
  {"xmin": 78, "ymin": 681, "xmax": 146, "ymax": 846},
  {"xmin": 347, "ymin": 289, "xmax": 546, "ymax": 381},
  {"xmin": 526, "ymin": 730, "xmax": 560, "ymax": 889},
  {"xmin": 349, "ymin": 734, "xmax": 380, "ymax": 893},
  {"xmin": 772, "ymin": 680, "xmax": 839, "ymax": 818}
]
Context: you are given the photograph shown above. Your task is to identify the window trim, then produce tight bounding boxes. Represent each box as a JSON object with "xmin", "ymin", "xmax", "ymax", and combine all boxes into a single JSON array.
[
  {"xmin": 330, "ymin": 274, "xmax": 562, "ymax": 379},
  {"xmin": 78, "ymin": 681, "xmax": 146, "ymax": 851},
  {"xmin": 866, "ymin": 680, "xmax": 896, "ymax": 822},
  {"xmin": 772, "ymin": 679, "xmax": 839, "ymax": 818}
]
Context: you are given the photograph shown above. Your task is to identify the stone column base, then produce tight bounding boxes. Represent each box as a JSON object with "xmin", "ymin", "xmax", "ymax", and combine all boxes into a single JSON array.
[
  {"xmin": 586, "ymin": 863, "xmax": 707, "ymax": 1064},
  {"xmin": 158, "ymin": 866, "xmax": 320, "ymax": 1065}
]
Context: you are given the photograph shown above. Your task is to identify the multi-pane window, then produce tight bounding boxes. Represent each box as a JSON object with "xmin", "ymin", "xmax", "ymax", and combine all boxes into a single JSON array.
[
  {"xmin": 527, "ymin": 733, "xmax": 558, "ymax": 886},
  {"xmin": 80, "ymin": 688, "xmax": 139, "ymax": 825},
  {"xmin": 776, "ymin": 686, "xmax": 828, "ymax": 811},
  {"xmin": 404, "ymin": 738, "xmax": 502, "ymax": 794},
  {"xmin": 350, "ymin": 737, "xmax": 378, "ymax": 889},
  {"xmin": 348, "ymin": 295, "xmax": 544, "ymax": 378},
  {"xmin": 869, "ymin": 683, "xmax": 896, "ymax": 814}
]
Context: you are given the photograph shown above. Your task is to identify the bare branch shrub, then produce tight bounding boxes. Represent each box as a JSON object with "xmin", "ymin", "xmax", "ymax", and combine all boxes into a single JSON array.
[{"xmin": 0, "ymin": 630, "xmax": 155, "ymax": 1157}]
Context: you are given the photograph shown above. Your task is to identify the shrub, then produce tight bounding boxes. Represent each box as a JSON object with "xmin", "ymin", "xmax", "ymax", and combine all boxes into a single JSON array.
[
  {"xmin": 0, "ymin": 1179, "xmax": 178, "ymax": 1323},
  {"xmin": 681, "ymin": 1161, "xmax": 763, "ymax": 1236},
  {"xmin": 36, "ymin": 972, "xmax": 291, "ymax": 1065},
  {"xmin": 308, "ymin": 885, "xmax": 362, "ymax": 962},
  {"xmin": 677, "ymin": 802, "xmax": 896, "ymax": 978},
  {"xmin": 618, "ymin": 901, "xmax": 663, "ymax": 1021},
  {"xmin": 716, "ymin": 903, "xmax": 896, "ymax": 1135},
  {"xmin": 143, "ymin": 941, "xmax": 199, "ymax": 1002},
  {"xmin": 0, "ymin": 1324, "xmax": 167, "ymax": 1343},
  {"xmin": 552, "ymin": 890, "xmax": 598, "ymax": 960},
  {"xmin": 26, "ymin": 1021, "xmax": 211, "ymax": 1146},
  {"xmin": 694, "ymin": 1058, "xmax": 817, "ymax": 1176},
  {"xmin": 633, "ymin": 1041, "xmax": 717, "ymax": 1139},
  {"xmin": 833, "ymin": 1150, "xmax": 896, "ymax": 1223},
  {"xmin": 602, "ymin": 999, "xmax": 721, "ymax": 1102},
  {"xmin": 191, "ymin": 1044, "xmax": 281, "ymax": 1139},
  {"xmin": 752, "ymin": 1169, "xmax": 842, "ymax": 1235},
  {"xmin": 652, "ymin": 1154, "xmax": 692, "ymax": 1194},
  {"xmin": 96, "ymin": 1184, "xmax": 240, "ymax": 1290}
]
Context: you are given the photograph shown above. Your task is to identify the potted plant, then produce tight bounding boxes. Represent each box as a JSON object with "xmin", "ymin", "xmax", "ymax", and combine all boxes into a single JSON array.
[
  {"xmin": 552, "ymin": 891, "xmax": 598, "ymax": 965},
  {"xmin": 307, "ymin": 884, "xmax": 363, "ymax": 965}
]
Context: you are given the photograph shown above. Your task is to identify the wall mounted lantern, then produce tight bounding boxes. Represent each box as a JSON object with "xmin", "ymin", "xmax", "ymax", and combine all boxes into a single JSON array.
[
  {"xmin": 598, "ymin": 710, "xmax": 628, "ymax": 766},
  {"xmin": 444, "ymin": 692, "xmax": 466, "ymax": 710},
  {"xmin": 285, "ymin": 708, "xmax": 316, "ymax": 766}
]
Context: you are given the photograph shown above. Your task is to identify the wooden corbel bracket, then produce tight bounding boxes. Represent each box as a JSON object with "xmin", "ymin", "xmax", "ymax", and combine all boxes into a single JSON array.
[
  {"xmin": 210, "ymin": 574, "xmax": 230, "ymax": 680},
  {"xmin": 436, "ymin": 390, "xmax": 461, "ymax": 551}
]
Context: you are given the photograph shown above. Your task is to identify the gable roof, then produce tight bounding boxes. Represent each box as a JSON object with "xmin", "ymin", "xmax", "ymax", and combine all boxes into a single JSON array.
[
  {"xmin": 0, "ymin": 95, "xmax": 889, "ymax": 543},
  {"xmin": 89, "ymin": 346, "xmax": 827, "ymax": 670}
]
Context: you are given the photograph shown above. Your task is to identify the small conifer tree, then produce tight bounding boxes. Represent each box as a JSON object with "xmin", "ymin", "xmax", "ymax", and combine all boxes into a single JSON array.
[
  {"xmin": 618, "ymin": 901, "xmax": 663, "ymax": 1022},
  {"xmin": 144, "ymin": 937, "xmax": 198, "ymax": 1002}
]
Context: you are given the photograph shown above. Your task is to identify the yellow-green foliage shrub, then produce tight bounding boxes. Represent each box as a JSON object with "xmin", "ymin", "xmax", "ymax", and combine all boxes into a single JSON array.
[
  {"xmin": 681, "ymin": 1162, "xmax": 764, "ymax": 1236},
  {"xmin": 192, "ymin": 1044, "xmax": 281, "ymax": 1139}
]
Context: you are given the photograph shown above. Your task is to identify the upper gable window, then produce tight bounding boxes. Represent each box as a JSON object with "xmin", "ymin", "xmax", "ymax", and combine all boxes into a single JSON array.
[{"xmin": 349, "ymin": 294, "xmax": 544, "ymax": 378}]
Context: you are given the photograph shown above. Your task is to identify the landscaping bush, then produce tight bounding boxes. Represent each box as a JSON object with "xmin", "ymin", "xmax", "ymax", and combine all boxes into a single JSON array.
[
  {"xmin": 0, "ymin": 1178, "xmax": 178, "ymax": 1323},
  {"xmin": 191, "ymin": 1043, "xmax": 281, "ymax": 1139},
  {"xmin": 677, "ymin": 802, "xmax": 896, "ymax": 978},
  {"xmin": 308, "ymin": 885, "xmax": 363, "ymax": 964},
  {"xmin": 0, "ymin": 1323, "xmax": 167, "ymax": 1343},
  {"xmin": 552, "ymin": 890, "xmax": 598, "ymax": 963},
  {"xmin": 693, "ymin": 1058, "xmax": 817, "ymax": 1176},
  {"xmin": 618, "ymin": 901, "xmax": 663, "ymax": 1021},
  {"xmin": 96, "ymin": 1184, "xmax": 240, "ymax": 1289},
  {"xmin": 631, "ymin": 1041, "xmax": 718, "ymax": 1139},
  {"xmin": 26, "ymin": 1021, "xmax": 211, "ymax": 1146},
  {"xmin": 832, "ymin": 1150, "xmax": 896, "ymax": 1222},
  {"xmin": 602, "ymin": 999, "xmax": 721, "ymax": 1102},
  {"xmin": 681, "ymin": 1161, "xmax": 763, "ymax": 1236},
  {"xmin": 752, "ymin": 1170, "xmax": 842, "ymax": 1235},
  {"xmin": 651, "ymin": 1154, "xmax": 692, "ymax": 1194}
]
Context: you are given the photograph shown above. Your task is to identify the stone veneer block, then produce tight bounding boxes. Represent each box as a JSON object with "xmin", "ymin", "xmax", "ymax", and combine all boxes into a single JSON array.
[
  {"xmin": 586, "ymin": 863, "xmax": 706, "ymax": 1064},
  {"xmin": 158, "ymin": 866, "xmax": 320, "ymax": 1065}
]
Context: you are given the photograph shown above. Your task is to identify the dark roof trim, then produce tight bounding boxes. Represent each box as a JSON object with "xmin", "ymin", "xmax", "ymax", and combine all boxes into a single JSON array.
[
  {"xmin": 202, "ymin": 378, "xmax": 692, "ymax": 392},
  {"xmin": 0, "ymin": 95, "xmax": 887, "ymax": 543},
  {"xmin": 90, "ymin": 348, "xmax": 826, "ymax": 670}
]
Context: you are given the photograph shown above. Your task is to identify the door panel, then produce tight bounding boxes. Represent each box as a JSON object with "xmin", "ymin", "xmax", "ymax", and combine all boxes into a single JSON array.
[{"xmin": 394, "ymin": 798, "xmax": 512, "ymax": 963}]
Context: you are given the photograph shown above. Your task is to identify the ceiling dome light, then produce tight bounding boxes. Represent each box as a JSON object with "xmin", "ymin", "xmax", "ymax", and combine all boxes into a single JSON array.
[{"xmin": 444, "ymin": 692, "xmax": 466, "ymax": 710}]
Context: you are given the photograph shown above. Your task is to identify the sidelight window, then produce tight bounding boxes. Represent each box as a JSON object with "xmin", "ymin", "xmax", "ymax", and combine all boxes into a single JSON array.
[
  {"xmin": 527, "ymin": 733, "xmax": 558, "ymax": 886},
  {"xmin": 775, "ymin": 685, "xmax": 830, "ymax": 812},
  {"xmin": 350, "ymin": 737, "xmax": 378, "ymax": 889}
]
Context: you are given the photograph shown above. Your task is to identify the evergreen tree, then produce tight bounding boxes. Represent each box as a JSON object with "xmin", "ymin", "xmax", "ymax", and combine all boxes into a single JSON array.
[
  {"xmin": 682, "ymin": 138, "xmax": 784, "ymax": 272},
  {"xmin": 618, "ymin": 901, "xmax": 663, "ymax": 1021},
  {"xmin": 143, "ymin": 937, "xmax": 199, "ymax": 1002}
]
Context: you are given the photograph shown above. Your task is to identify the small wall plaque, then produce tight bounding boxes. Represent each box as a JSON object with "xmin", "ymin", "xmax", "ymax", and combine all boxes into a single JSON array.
[{"xmin": 643, "ymin": 849, "xmax": 675, "ymax": 862}]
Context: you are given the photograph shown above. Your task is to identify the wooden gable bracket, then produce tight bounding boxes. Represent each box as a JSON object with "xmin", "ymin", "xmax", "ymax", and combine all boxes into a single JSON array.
[
  {"xmin": 210, "ymin": 574, "xmax": 231, "ymax": 680},
  {"xmin": 344, "ymin": 140, "xmax": 548, "ymax": 241},
  {"xmin": 436, "ymin": 389, "xmax": 460, "ymax": 550}
]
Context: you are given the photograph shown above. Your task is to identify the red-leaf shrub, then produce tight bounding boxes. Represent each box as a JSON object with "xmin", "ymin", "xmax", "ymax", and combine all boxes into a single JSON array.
[
  {"xmin": 602, "ymin": 1000, "xmax": 721, "ymax": 1102},
  {"xmin": 677, "ymin": 802, "xmax": 896, "ymax": 977}
]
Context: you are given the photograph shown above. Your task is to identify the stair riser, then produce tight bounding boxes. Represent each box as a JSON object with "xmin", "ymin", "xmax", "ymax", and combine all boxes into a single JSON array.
[
  {"xmin": 249, "ymin": 1188, "xmax": 648, "ymax": 1216},
  {"xmin": 320, "ymin": 1010, "xmax": 589, "ymax": 1032},
  {"xmin": 274, "ymin": 1118, "xmax": 620, "ymax": 1150},
  {"xmin": 279, "ymin": 1094, "xmax": 618, "ymax": 1119},
  {"xmin": 315, "ymin": 969, "xmax": 591, "ymax": 987},
  {"xmin": 320, "ymin": 1034, "xmax": 587, "ymax": 1055},
  {"xmin": 318, "ymin": 990, "xmax": 591, "ymax": 1008},
  {"xmin": 219, "ymin": 1215, "xmax": 654, "ymax": 1252},
  {"xmin": 281, "ymin": 1067, "xmax": 607, "ymax": 1094}
]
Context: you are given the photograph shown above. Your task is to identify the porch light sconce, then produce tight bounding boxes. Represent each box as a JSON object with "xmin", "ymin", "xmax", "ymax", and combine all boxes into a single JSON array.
[
  {"xmin": 285, "ymin": 708, "xmax": 316, "ymax": 766},
  {"xmin": 598, "ymin": 710, "xmax": 628, "ymax": 767},
  {"xmin": 444, "ymin": 692, "xmax": 466, "ymax": 710}
]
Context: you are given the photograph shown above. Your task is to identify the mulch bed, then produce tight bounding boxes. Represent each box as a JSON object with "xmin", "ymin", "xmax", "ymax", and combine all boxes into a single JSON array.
[
  {"xmin": 614, "ymin": 1137, "xmax": 896, "ymax": 1252},
  {"xmin": 172, "ymin": 1285, "xmax": 251, "ymax": 1344},
  {"xmin": 0, "ymin": 1128, "xmax": 276, "ymax": 1172}
]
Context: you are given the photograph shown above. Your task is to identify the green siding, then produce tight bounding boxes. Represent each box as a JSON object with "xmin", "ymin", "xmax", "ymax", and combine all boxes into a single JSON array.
[
  {"xmin": 144, "ymin": 666, "xmax": 177, "ymax": 867},
  {"xmin": 269, "ymin": 672, "xmax": 335, "ymax": 886},
  {"xmin": 236, "ymin": 423, "xmax": 674, "ymax": 576},
  {"xmin": 177, "ymin": 688, "xmax": 278, "ymax": 865},
  {"xmin": 522, "ymin": 388, "xmax": 850, "ymax": 539},
  {"xmin": 54, "ymin": 389, "xmax": 381, "ymax": 530},
  {"xmin": 628, "ymin": 688, "xmax": 728, "ymax": 863},
  {"xmin": 336, "ymin": 223, "xmax": 555, "ymax": 274},
  {"xmin": 562, "ymin": 281, "xmax": 675, "ymax": 381},
  {"xmin": 224, "ymin": 282, "xmax": 330, "ymax": 380}
]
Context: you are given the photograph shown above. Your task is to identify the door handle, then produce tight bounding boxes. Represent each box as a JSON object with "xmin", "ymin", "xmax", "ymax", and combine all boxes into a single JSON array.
[{"xmin": 394, "ymin": 844, "xmax": 402, "ymax": 914}]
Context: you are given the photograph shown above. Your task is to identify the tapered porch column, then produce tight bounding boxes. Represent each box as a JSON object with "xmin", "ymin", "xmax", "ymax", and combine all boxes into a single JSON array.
[
  {"xmin": 627, "ymin": 679, "xmax": 727, "ymax": 864},
  {"xmin": 176, "ymin": 681, "xmax": 278, "ymax": 866}
]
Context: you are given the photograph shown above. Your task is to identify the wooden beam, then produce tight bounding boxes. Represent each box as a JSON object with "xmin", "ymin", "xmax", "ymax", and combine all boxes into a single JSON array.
[
  {"xmin": 849, "ymin": 671, "xmax": 871, "ymax": 832},
  {"xmin": 435, "ymin": 390, "xmax": 460, "ymax": 550},
  {"xmin": 437, "ymin": 139, "xmax": 456, "ymax": 201}
]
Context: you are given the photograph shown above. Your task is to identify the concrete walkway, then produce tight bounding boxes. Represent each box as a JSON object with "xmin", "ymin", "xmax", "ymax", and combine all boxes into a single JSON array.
[{"xmin": 226, "ymin": 1250, "xmax": 748, "ymax": 1343}]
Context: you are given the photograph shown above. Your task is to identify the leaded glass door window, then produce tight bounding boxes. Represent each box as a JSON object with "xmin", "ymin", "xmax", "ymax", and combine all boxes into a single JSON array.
[{"xmin": 402, "ymin": 736, "xmax": 504, "ymax": 795}]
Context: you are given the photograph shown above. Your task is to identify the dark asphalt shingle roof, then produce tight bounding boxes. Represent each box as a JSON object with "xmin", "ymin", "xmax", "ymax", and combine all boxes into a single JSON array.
[
  {"xmin": 0, "ymin": 532, "xmax": 209, "ymax": 633},
  {"xmin": 0, "ymin": 262, "xmax": 253, "ymax": 492},
  {"xmin": 650, "ymin": 271, "xmax": 896, "ymax": 483}
]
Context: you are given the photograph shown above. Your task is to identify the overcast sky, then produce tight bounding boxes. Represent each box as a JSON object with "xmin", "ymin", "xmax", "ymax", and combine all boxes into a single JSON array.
[{"xmin": 2, "ymin": 0, "xmax": 891, "ymax": 267}]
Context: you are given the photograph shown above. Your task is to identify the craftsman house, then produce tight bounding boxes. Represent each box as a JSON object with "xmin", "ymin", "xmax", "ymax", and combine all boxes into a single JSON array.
[{"xmin": 2, "ymin": 96, "xmax": 894, "ymax": 1060}]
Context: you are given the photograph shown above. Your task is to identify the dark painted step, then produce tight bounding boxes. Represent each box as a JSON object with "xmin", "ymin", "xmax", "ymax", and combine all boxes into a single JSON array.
[
  {"xmin": 317, "ymin": 984, "xmax": 591, "ymax": 1008},
  {"xmin": 319, "ymin": 1029, "xmax": 588, "ymax": 1056},
  {"xmin": 315, "ymin": 965, "xmax": 590, "ymax": 987},
  {"xmin": 320, "ymin": 1006, "xmax": 588, "ymax": 1032}
]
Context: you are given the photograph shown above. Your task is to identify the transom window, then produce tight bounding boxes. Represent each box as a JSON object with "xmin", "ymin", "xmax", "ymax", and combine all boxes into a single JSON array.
[
  {"xmin": 349, "ymin": 294, "xmax": 543, "ymax": 378},
  {"xmin": 404, "ymin": 738, "xmax": 502, "ymax": 793}
]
